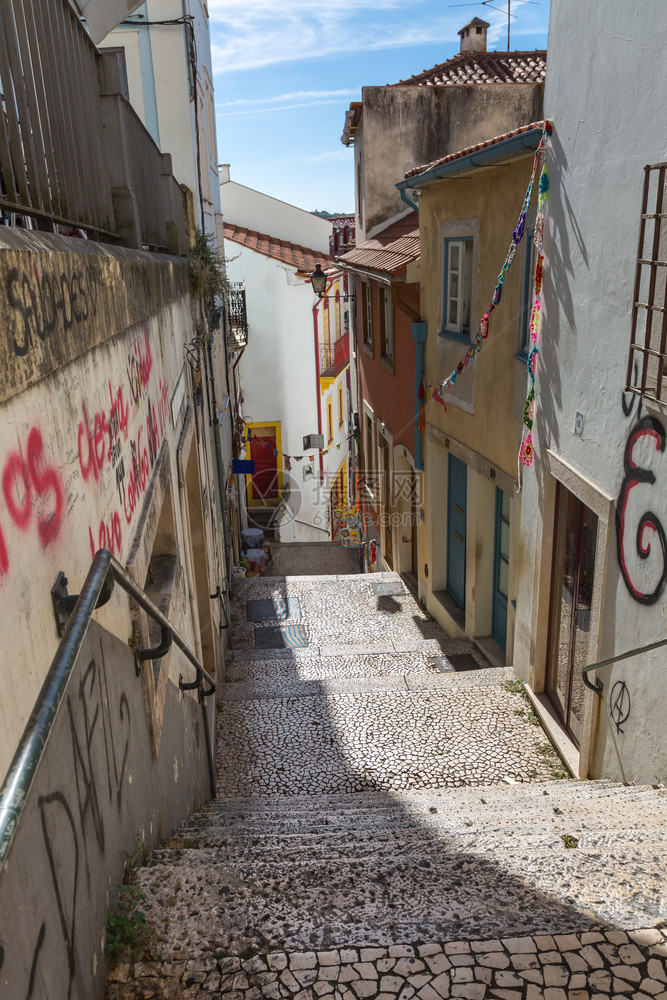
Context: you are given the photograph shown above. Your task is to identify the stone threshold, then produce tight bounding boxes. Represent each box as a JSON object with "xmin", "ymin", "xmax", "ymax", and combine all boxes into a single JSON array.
[{"xmin": 525, "ymin": 683, "xmax": 581, "ymax": 779}]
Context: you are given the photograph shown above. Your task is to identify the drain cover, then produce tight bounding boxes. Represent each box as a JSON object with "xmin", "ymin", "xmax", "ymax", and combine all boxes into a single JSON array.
[
  {"xmin": 254, "ymin": 624, "xmax": 310, "ymax": 649},
  {"xmin": 447, "ymin": 653, "xmax": 482, "ymax": 671},
  {"xmin": 432, "ymin": 657, "xmax": 455, "ymax": 674},
  {"xmin": 371, "ymin": 581, "xmax": 405, "ymax": 597},
  {"xmin": 246, "ymin": 598, "xmax": 302, "ymax": 622}
]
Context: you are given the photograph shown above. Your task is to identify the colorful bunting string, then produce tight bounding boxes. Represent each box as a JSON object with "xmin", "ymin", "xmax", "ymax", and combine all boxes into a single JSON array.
[
  {"xmin": 246, "ymin": 428, "xmax": 356, "ymax": 464},
  {"xmin": 423, "ymin": 121, "xmax": 553, "ymax": 404},
  {"xmin": 518, "ymin": 157, "xmax": 550, "ymax": 470}
]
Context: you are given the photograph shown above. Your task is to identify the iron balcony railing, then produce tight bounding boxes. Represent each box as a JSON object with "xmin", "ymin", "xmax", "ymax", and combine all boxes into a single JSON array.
[
  {"xmin": 0, "ymin": 548, "xmax": 216, "ymax": 867},
  {"xmin": 226, "ymin": 281, "xmax": 248, "ymax": 347},
  {"xmin": 320, "ymin": 335, "xmax": 350, "ymax": 377}
]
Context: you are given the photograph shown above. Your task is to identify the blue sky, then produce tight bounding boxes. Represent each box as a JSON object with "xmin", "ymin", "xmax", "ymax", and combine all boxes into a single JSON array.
[{"xmin": 208, "ymin": 0, "xmax": 551, "ymax": 215}]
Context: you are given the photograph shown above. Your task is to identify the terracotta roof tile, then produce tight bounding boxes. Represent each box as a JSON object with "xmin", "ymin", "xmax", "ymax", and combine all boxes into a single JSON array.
[
  {"xmin": 405, "ymin": 121, "xmax": 545, "ymax": 179},
  {"xmin": 223, "ymin": 223, "xmax": 334, "ymax": 274},
  {"xmin": 393, "ymin": 50, "xmax": 546, "ymax": 87},
  {"xmin": 337, "ymin": 212, "xmax": 419, "ymax": 277}
]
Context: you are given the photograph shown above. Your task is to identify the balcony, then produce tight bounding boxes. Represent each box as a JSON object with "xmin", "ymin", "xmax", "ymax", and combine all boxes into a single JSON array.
[
  {"xmin": 320, "ymin": 336, "xmax": 350, "ymax": 378},
  {"xmin": 226, "ymin": 282, "xmax": 248, "ymax": 348}
]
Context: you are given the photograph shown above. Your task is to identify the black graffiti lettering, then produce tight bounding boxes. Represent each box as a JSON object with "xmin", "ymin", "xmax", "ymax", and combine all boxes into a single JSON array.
[
  {"xmin": 7, "ymin": 266, "xmax": 99, "ymax": 357},
  {"xmin": 26, "ymin": 922, "xmax": 46, "ymax": 1000},
  {"xmin": 7, "ymin": 267, "xmax": 29, "ymax": 356},
  {"xmin": 40, "ymin": 272, "xmax": 58, "ymax": 335},
  {"xmin": 38, "ymin": 792, "xmax": 78, "ymax": 999},
  {"xmin": 68, "ymin": 663, "xmax": 105, "ymax": 853}
]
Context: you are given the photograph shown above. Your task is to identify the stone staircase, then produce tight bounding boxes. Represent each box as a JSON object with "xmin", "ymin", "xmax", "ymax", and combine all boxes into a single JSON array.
[{"xmin": 106, "ymin": 568, "xmax": 667, "ymax": 999}]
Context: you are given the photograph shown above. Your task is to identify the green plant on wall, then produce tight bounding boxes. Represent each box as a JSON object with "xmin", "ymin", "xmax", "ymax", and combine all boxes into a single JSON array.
[
  {"xmin": 188, "ymin": 229, "xmax": 228, "ymax": 310},
  {"xmin": 106, "ymin": 837, "xmax": 150, "ymax": 960}
]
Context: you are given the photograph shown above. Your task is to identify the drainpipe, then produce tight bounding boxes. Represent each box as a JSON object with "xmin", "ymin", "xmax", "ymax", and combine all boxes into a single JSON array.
[
  {"xmin": 411, "ymin": 322, "xmax": 428, "ymax": 472},
  {"xmin": 312, "ymin": 295, "xmax": 325, "ymax": 486}
]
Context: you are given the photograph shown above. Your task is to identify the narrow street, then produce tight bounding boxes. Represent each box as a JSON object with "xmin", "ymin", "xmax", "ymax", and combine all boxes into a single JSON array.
[{"xmin": 109, "ymin": 544, "xmax": 667, "ymax": 999}]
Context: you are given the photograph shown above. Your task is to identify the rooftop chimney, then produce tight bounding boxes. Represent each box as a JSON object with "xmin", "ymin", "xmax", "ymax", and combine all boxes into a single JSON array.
[
  {"xmin": 219, "ymin": 163, "xmax": 230, "ymax": 183},
  {"xmin": 458, "ymin": 17, "xmax": 490, "ymax": 54}
]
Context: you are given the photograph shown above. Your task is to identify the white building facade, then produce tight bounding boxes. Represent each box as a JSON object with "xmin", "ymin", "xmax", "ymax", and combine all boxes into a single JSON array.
[
  {"xmin": 221, "ymin": 178, "xmax": 351, "ymax": 542},
  {"xmin": 514, "ymin": 0, "xmax": 667, "ymax": 784}
]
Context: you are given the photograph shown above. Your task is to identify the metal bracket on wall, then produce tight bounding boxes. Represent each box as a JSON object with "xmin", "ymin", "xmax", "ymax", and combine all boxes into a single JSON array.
[
  {"xmin": 51, "ymin": 570, "xmax": 114, "ymax": 638},
  {"xmin": 210, "ymin": 584, "xmax": 229, "ymax": 631}
]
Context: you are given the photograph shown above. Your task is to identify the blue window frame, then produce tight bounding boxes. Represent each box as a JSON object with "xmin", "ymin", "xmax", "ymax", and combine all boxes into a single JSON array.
[
  {"xmin": 441, "ymin": 237, "xmax": 473, "ymax": 342},
  {"xmin": 517, "ymin": 231, "xmax": 536, "ymax": 361}
]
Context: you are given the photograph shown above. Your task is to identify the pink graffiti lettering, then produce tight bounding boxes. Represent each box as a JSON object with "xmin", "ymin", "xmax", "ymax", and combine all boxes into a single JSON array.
[
  {"xmin": 616, "ymin": 415, "xmax": 666, "ymax": 605},
  {"xmin": 88, "ymin": 511, "xmax": 122, "ymax": 560},
  {"xmin": 123, "ymin": 425, "xmax": 150, "ymax": 525},
  {"xmin": 0, "ymin": 428, "xmax": 65, "ymax": 574},
  {"xmin": 78, "ymin": 384, "xmax": 129, "ymax": 484}
]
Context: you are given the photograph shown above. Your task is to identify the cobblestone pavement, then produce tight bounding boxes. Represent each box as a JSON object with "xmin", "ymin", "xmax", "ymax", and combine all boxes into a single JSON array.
[
  {"xmin": 107, "ymin": 553, "xmax": 667, "ymax": 999},
  {"xmin": 266, "ymin": 542, "xmax": 356, "ymax": 577}
]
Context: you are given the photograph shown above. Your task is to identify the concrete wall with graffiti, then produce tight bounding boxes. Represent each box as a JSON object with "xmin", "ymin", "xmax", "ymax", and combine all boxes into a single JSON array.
[
  {"xmin": 0, "ymin": 228, "xmax": 218, "ymax": 785},
  {"xmin": 513, "ymin": 0, "xmax": 667, "ymax": 784},
  {"xmin": 0, "ymin": 620, "xmax": 211, "ymax": 1000}
]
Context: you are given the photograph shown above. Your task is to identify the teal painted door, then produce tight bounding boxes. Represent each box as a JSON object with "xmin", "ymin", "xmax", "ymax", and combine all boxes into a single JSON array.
[
  {"xmin": 446, "ymin": 454, "xmax": 467, "ymax": 608},
  {"xmin": 492, "ymin": 487, "xmax": 510, "ymax": 650}
]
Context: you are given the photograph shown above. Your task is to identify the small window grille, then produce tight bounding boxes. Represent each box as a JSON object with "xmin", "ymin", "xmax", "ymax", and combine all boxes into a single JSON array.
[{"xmin": 627, "ymin": 162, "xmax": 667, "ymax": 403}]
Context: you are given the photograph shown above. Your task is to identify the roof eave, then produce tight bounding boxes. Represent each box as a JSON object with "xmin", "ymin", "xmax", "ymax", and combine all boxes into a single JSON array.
[
  {"xmin": 398, "ymin": 126, "xmax": 543, "ymax": 191},
  {"xmin": 336, "ymin": 260, "xmax": 409, "ymax": 283}
]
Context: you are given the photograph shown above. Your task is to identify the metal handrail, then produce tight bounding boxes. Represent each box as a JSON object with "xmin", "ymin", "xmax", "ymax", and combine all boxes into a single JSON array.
[
  {"xmin": 582, "ymin": 635, "xmax": 667, "ymax": 695},
  {"xmin": 0, "ymin": 548, "xmax": 216, "ymax": 868}
]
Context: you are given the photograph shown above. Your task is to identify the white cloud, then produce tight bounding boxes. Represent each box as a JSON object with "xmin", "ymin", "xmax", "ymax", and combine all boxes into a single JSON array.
[
  {"xmin": 216, "ymin": 98, "xmax": 351, "ymax": 118},
  {"xmin": 208, "ymin": 0, "xmax": 549, "ymax": 74},
  {"xmin": 207, "ymin": 0, "xmax": 461, "ymax": 73},
  {"xmin": 217, "ymin": 89, "xmax": 360, "ymax": 109}
]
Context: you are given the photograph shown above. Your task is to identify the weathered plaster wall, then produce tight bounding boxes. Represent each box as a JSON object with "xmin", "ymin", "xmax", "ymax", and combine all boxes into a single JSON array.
[
  {"xmin": 0, "ymin": 621, "xmax": 211, "ymax": 1000},
  {"xmin": 357, "ymin": 276, "xmax": 420, "ymax": 544},
  {"xmin": 420, "ymin": 158, "xmax": 535, "ymax": 478},
  {"xmin": 0, "ymin": 231, "xmax": 204, "ymax": 783},
  {"xmin": 418, "ymin": 157, "xmax": 535, "ymax": 655},
  {"xmin": 514, "ymin": 0, "xmax": 667, "ymax": 783},
  {"xmin": 361, "ymin": 83, "xmax": 544, "ymax": 235}
]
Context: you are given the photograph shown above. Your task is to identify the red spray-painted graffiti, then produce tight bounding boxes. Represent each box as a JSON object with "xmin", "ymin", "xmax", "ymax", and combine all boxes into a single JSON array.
[
  {"xmin": 81, "ymin": 331, "xmax": 169, "ymax": 559},
  {"xmin": 78, "ymin": 382, "xmax": 130, "ymax": 484},
  {"xmin": 0, "ymin": 428, "xmax": 65, "ymax": 574},
  {"xmin": 616, "ymin": 414, "xmax": 666, "ymax": 605}
]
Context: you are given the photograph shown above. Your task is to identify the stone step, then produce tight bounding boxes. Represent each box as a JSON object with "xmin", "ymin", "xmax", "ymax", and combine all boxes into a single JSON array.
[
  {"xmin": 158, "ymin": 815, "xmax": 667, "ymax": 862},
  {"xmin": 173, "ymin": 782, "xmax": 667, "ymax": 840},
  {"xmin": 219, "ymin": 668, "xmax": 514, "ymax": 702},
  {"xmin": 224, "ymin": 646, "xmax": 493, "ymax": 683},
  {"xmin": 135, "ymin": 821, "xmax": 666, "ymax": 958}
]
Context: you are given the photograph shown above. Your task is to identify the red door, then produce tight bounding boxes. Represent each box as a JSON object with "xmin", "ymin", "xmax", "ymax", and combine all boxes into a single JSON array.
[{"xmin": 250, "ymin": 428, "xmax": 279, "ymax": 501}]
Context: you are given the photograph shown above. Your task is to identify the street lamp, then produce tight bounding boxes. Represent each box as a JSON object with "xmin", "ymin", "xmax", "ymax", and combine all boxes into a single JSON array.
[
  {"xmin": 309, "ymin": 263, "xmax": 328, "ymax": 297},
  {"xmin": 309, "ymin": 263, "xmax": 355, "ymax": 301}
]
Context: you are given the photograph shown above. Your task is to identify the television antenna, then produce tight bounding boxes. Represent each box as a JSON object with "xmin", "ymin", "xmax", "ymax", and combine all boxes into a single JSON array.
[{"xmin": 448, "ymin": 0, "xmax": 540, "ymax": 51}]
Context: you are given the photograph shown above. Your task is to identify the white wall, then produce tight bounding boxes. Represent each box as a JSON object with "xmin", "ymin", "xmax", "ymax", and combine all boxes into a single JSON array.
[
  {"xmin": 221, "ymin": 176, "xmax": 333, "ymax": 255},
  {"xmin": 514, "ymin": 0, "xmax": 667, "ymax": 783},
  {"xmin": 101, "ymin": 0, "xmax": 222, "ymax": 234},
  {"xmin": 226, "ymin": 243, "xmax": 332, "ymax": 540}
]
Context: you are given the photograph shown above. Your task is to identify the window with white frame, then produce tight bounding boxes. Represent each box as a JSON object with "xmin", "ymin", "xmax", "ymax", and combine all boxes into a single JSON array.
[
  {"xmin": 363, "ymin": 405, "xmax": 375, "ymax": 498},
  {"xmin": 361, "ymin": 280, "xmax": 372, "ymax": 349},
  {"xmin": 443, "ymin": 237, "xmax": 473, "ymax": 340},
  {"xmin": 379, "ymin": 286, "xmax": 394, "ymax": 364}
]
